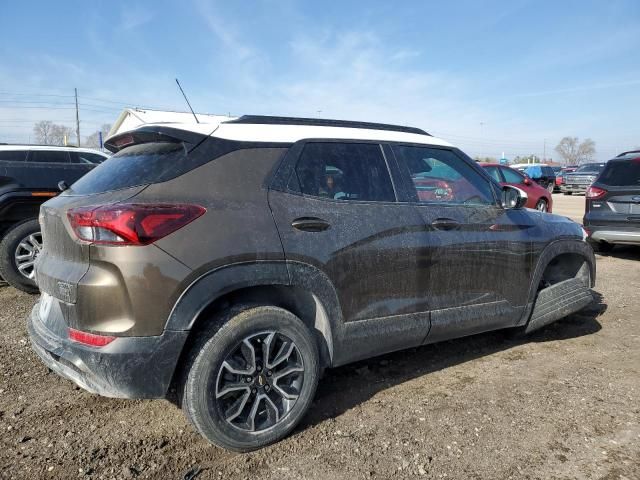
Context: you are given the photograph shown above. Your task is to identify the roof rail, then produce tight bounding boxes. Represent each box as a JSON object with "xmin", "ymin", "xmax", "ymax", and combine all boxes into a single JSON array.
[
  {"xmin": 226, "ymin": 115, "xmax": 430, "ymax": 136},
  {"xmin": 616, "ymin": 149, "xmax": 640, "ymax": 158}
]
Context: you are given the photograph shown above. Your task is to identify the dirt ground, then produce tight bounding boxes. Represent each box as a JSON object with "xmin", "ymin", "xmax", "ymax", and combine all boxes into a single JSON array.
[{"xmin": 1, "ymin": 194, "xmax": 639, "ymax": 480}]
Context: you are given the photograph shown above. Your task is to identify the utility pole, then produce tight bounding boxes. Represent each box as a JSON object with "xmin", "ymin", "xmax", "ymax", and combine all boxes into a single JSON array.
[{"xmin": 74, "ymin": 88, "xmax": 81, "ymax": 147}]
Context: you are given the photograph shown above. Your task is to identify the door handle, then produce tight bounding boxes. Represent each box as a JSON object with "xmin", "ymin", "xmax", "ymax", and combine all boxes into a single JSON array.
[
  {"xmin": 291, "ymin": 217, "xmax": 330, "ymax": 232},
  {"xmin": 431, "ymin": 218, "xmax": 460, "ymax": 231}
]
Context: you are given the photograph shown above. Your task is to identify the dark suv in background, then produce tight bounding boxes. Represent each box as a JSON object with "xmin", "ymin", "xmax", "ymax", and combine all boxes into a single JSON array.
[
  {"xmin": 562, "ymin": 162, "xmax": 607, "ymax": 195},
  {"xmin": 584, "ymin": 150, "xmax": 640, "ymax": 252},
  {"xmin": 0, "ymin": 145, "xmax": 107, "ymax": 292},
  {"xmin": 28, "ymin": 116, "xmax": 595, "ymax": 451}
]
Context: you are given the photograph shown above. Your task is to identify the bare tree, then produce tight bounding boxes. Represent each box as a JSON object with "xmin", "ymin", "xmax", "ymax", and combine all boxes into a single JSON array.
[
  {"xmin": 32, "ymin": 121, "xmax": 74, "ymax": 145},
  {"xmin": 84, "ymin": 124, "xmax": 112, "ymax": 149},
  {"xmin": 50, "ymin": 124, "xmax": 73, "ymax": 146},
  {"xmin": 554, "ymin": 137, "xmax": 596, "ymax": 165},
  {"xmin": 33, "ymin": 121, "xmax": 54, "ymax": 144}
]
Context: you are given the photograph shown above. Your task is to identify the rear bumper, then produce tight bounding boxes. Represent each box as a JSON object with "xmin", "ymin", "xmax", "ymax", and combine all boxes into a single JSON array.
[
  {"xmin": 28, "ymin": 295, "xmax": 188, "ymax": 399},
  {"xmin": 589, "ymin": 229, "xmax": 640, "ymax": 245}
]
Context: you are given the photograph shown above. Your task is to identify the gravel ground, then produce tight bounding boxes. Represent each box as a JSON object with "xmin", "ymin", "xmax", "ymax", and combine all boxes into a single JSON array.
[{"xmin": 0, "ymin": 194, "xmax": 639, "ymax": 480}]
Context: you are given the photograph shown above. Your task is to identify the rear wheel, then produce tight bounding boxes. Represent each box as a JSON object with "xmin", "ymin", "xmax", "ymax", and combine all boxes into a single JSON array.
[
  {"xmin": 0, "ymin": 219, "xmax": 41, "ymax": 293},
  {"xmin": 182, "ymin": 306, "xmax": 320, "ymax": 451},
  {"xmin": 535, "ymin": 199, "xmax": 548, "ymax": 212}
]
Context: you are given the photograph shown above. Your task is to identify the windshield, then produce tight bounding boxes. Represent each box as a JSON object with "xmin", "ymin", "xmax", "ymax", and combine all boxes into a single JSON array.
[{"xmin": 574, "ymin": 164, "xmax": 604, "ymax": 174}]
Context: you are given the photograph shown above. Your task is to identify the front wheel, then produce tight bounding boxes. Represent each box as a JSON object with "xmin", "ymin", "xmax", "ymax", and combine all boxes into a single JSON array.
[
  {"xmin": 0, "ymin": 219, "xmax": 41, "ymax": 293},
  {"xmin": 535, "ymin": 199, "xmax": 548, "ymax": 212},
  {"xmin": 182, "ymin": 306, "xmax": 320, "ymax": 451}
]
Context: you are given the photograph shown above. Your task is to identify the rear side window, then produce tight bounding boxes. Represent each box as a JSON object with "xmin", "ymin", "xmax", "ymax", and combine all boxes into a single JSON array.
[
  {"xmin": 69, "ymin": 142, "xmax": 188, "ymax": 195},
  {"xmin": 598, "ymin": 161, "xmax": 640, "ymax": 186},
  {"xmin": 28, "ymin": 150, "xmax": 70, "ymax": 163},
  {"xmin": 0, "ymin": 150, "xmax": 27, "ymax": 162},
  {"xmin": 294, "ymin": 143, "xmax": 395, "ymax": 202},
  {"xmin": 393, "ymin": 145, "xmax": 494, "ymax": 205}
]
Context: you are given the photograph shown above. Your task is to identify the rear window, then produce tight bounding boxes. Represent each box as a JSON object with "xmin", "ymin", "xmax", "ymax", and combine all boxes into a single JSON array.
[
  {"xmin": 597, "ymin": 161, "xmax": 640, "ymax": 187},
  {"xmin": 0, "ymin": 150, "xmax": 27, "ymax": 162},
  {"xmin": 69, "ymin": 142, "xmax": 188, "ymax": 195}
]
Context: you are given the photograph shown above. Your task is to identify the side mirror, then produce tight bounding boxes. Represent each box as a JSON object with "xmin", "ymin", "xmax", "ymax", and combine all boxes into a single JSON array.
[{"xmin": 501, "ymin": 185, "xmax": 528, "ymax": 209}]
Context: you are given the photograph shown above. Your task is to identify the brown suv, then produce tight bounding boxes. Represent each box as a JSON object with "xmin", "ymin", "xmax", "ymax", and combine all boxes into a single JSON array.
[{"xmin": 28, "ymin": 116, "xmax": 595, "ymax": 451}]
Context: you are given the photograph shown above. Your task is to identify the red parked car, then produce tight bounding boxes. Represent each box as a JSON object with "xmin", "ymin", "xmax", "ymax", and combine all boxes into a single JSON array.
[{"xmin": 480, "ymin": 163, "xmax": 553, "ymax": 212}]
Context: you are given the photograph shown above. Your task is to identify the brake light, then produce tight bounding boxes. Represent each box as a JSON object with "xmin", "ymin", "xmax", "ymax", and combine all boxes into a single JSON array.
[
  {"xmin": 67, "ymin": 203, "xmax": 206, "ymax": 245},
  {"xmin": 113, "ymin": 133, "xmax": 135, "ymax": 148},
  {"xmin": 586, "ymin": 186, "xmax": 607, "ymax": 199},
  {"xmin": 68, "ymin": 328, "xmax": 116, "ymax": 347}
]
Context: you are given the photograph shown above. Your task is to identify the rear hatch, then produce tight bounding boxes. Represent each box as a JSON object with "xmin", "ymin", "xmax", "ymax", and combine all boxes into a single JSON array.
[
  {"xmin": 35, "ymin": 128, "xmax": 209, "ymax": 304},
  {"xmin": 586, "ymin": 159, "xmax": 640, "ymax": 229}
]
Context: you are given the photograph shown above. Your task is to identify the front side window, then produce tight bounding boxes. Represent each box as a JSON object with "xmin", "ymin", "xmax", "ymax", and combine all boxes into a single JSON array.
[
  {"xmin": 393, "ymin": 145, "xmax": 494, "ymax": 205},
  {"xmin": 28, "ymin": 150, "xmax": 70, "ymax": 163},
  {"xmin": 294, "ymin": 142, "xmax": 395, "ymax": 202},
  {"xmin": 484, "ymin": 166, "xmax": 503, "ymax": 183},
  {"xmin": 500, "ymin": 167, "xmax": 526, "ymax": 184}
]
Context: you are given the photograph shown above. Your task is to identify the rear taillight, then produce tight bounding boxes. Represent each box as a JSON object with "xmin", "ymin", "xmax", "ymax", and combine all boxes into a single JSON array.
[
  {"xmin": 67, "ymin": 203, "xmax": 206, "ymax": 245},
  {"xmin": 68, "ymin": 328, "xmax": 116, "ymax": 347},
  {"xmin": 586, "ymin": 186, "xmax": 607, "ymax": 200}
]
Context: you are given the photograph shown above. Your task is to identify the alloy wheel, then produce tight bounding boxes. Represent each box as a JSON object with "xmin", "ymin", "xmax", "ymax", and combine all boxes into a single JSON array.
[
  {"xmin": 14, "ymin": 232, "xmax": 42, "ymax": 280},
  {"xmin": 215, "ymin": 331, "xmax": 304, "ymax": 432}
]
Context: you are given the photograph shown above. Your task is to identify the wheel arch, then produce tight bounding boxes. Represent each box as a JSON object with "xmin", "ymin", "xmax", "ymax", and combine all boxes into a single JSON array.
[
  {"xmin": 166, "ymin": 261, "xmax": 344, "ymax": 369},
  {"xmin": 516, "ymin": 239, "xmax": 596, "ymax": 327}
]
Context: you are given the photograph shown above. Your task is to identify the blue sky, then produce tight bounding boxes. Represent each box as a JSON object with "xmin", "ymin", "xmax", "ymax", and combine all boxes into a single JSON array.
[{"xmin": 1, "ymin": 0, "xmax": 639, "ymax": 160}]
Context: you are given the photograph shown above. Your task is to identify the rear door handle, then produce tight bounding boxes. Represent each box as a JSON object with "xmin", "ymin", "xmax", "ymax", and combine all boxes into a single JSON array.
[
  {"xmin": 431, "ymin": 218, "xmax": 460, "ymax": 231},
  {"xmin": 291, "ymin": 217, "xmax": 330, "ymax": 232}
]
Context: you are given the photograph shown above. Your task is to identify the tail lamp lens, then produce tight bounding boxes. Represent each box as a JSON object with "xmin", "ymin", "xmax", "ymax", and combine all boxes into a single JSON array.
[
  {"xmin": 586, "ymin": 186, "xmax": 607, "ymax": 199},
  {"xmin": 68, "ymin": 328, "xmax": 116, "ymax": 347},
  {"xmin": 67, "ymin": 203, "xmax": 206, "ymax": 245}
]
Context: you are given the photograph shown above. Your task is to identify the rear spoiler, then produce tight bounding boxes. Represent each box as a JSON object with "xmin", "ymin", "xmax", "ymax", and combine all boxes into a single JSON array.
[{"xmin": 104, "ymin": 126, "xmax": 209, "ymax": 153}]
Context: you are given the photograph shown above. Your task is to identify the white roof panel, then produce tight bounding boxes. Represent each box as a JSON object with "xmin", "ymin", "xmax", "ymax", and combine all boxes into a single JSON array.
[{"xmin": 107, "ymin": 108, "xmax": 452, "ymax": 147}]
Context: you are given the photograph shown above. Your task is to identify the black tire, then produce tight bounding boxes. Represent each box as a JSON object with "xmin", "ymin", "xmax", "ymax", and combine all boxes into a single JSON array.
[
  {"xmin": 564, "ymin": 191, "xmax": 572, "ymax": 196},
  {"xmin": 535, "ymin": 199, "xmax": 548, "ymax": 212},
  {"xmin": 590, "ymin": 241, "xmax": 614, "ymax": 253},
  {"xmin": 0, "ymin": 219, "xmax": 41, "ymax": 294},
  {"xmin": 182, "ymin": 306, "xmax": 320, "ymax": 451}
]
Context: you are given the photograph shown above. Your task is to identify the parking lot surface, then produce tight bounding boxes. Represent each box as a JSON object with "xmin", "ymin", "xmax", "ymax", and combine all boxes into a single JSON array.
[{"xmin": 0, "ymin": 194, "xmax": 638, "ymax": 479}]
